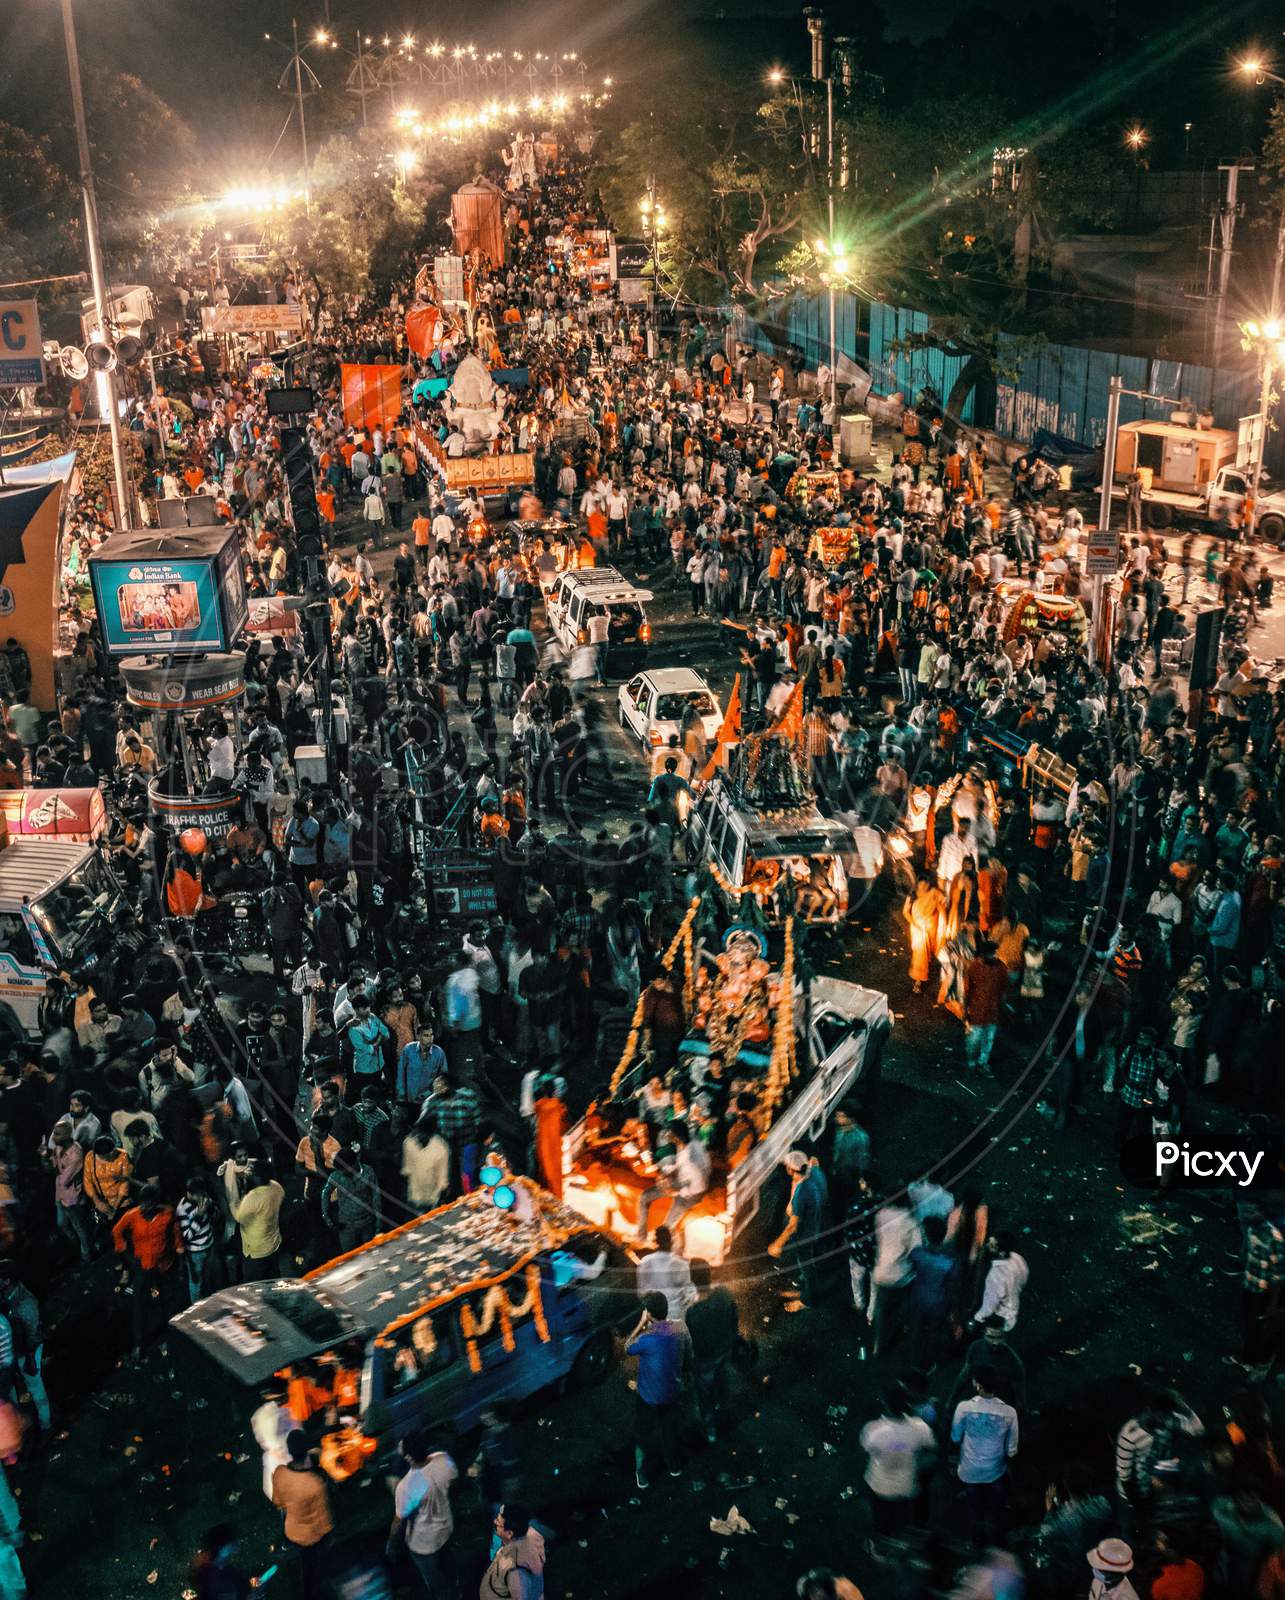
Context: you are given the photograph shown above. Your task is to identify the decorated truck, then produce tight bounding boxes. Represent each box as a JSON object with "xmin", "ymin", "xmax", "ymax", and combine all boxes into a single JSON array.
[
  {"xmin": 173, "ymin": 1181, "xmax": 641, "ymax": 1480},
  {"xmin": 562, "ymin": 908, "xmax": 890, "ymax": 1265},
  {"xmin": 687, "ymin": 682, "xmax": 872, "ymax": 924}
]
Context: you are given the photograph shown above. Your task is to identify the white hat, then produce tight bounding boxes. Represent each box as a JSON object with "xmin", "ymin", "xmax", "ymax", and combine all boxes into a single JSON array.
[
  {"xmin": 784, "ymin": 1150, "xmax": 809, "ymax": 1173},
  {"xmin": 1087, "ymin": 1539, "xmax": 1133, "ymax": 1574}
]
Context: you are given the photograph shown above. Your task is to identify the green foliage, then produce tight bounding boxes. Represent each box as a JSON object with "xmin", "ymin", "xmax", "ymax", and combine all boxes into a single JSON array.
[
  {"xmin": 82, "ymin": 71, "xmax": 198, "ymax": 201},
  {"xmin": 21, "ymin": 424, "xmax": 146, "ymax": 508},
  {"xmin": 594, "ymin": 96, "xmax": 807, "ymax": 302},
  {"xmin": 1261, "ymin": 94, "xmax": 1285, "ymax": 192},
  {"xmin": 0, "ymin": 121, "xmax": 80, "ymax": 289},
  {"xmin": 261, "ymin": 135, "xmax": 443, "ymax": 298}
]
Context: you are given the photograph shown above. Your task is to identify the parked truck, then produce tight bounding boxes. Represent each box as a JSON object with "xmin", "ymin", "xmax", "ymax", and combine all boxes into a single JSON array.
[
  {"xmin": 1108, "ymin": 415, "xmax": 1285, "ymax": 542},
  {"xmin": 561, "ymin": 919, "xmax": 891, "ymax": 1265}
]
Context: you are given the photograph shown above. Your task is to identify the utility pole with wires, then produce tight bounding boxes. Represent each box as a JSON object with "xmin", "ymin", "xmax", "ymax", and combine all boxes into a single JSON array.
[
  {"xmin": 273, "ymin": 19, "xmax": 321, "ymax": 208},
  {"xmin": 59, "ymin": 0, "xmax": 133, "ymax": 530}
]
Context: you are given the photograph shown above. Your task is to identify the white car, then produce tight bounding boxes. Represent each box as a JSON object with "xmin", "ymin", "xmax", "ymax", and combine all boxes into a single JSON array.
[{"xmin": 617, "ymin": 667, "xmax": 723, "ymax": 751}]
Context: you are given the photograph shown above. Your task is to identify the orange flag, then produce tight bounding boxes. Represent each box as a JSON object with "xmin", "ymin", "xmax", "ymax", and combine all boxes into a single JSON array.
[
  {"xmin": 769, "ymin": 680, "xmax": 804, "ymax": 746},
  {"xmin": 699, "ymin": 673, "xmax": 742, "ymax": 782}
]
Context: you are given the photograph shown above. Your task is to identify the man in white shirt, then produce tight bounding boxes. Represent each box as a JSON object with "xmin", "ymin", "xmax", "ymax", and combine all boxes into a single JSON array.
[
  {"xmin": 206, "ymin": 719, "xmax": 236, "ymax": 781},
  {"xmin": 951, "ymin": 1374, "xmax": 1019, "ymax": 1545},
  {"xmin": 636, "ymin": 1225, "xmax": 697, "ymax": 1320},
  {"xmin": 1145, "ymin": 877, "xmax": 1184, "ymax": 961},
  {"xmin": 936, "ymin": 817, "xmax": 978, "ymax": 889},
  {"xmin": 586, "ymin": 608, "xmax": 611, "ymax": 684},
  {"xmin": 431, "ymin": 509, "xmax": 455, "ymax": 548},
  {"xmin": 972, "ymin": 1233, "xmax": 1029, "ymax": 1331},
  {"xmin": 860, "ymin": 1389, "xmax": 936, "ymax": 1534},
  {"xmin": 393, "ymin": 1435, "xmax": 458, "ymax": 1587},
  {"xmin": 870, "ymin": 1196, "xmax": 922, "ymax": 1356}
]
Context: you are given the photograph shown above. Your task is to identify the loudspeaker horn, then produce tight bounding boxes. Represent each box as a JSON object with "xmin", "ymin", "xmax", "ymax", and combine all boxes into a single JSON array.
[
  {"xmin": 84, "ymin": 336, "xmax": 117, "ymax": 373},
  {"xmin": 60, "ymin": 346, "xmax": 90, "ymax": 381}
]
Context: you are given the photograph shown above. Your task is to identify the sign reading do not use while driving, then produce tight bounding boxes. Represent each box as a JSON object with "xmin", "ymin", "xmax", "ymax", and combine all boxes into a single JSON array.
[{"xmin": 0, "ymin": 301, "xmax": 45, "ymax": 387}]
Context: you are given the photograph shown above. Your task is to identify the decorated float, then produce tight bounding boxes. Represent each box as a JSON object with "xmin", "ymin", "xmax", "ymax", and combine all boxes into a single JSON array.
[
  {"xmin": 995, "ymin": 583, "xmax": 1088, "ymax": 651},
  {"xmin": 807, "ymin": 524, "xmax": 858, "ymax": 569},
  {"xmin": 561, "ymin": 901, "xmax": 889, "ymax": 1265},
  {"xmin": 784, "ymin": 467, "xmax": 840, "ymax": 508}
]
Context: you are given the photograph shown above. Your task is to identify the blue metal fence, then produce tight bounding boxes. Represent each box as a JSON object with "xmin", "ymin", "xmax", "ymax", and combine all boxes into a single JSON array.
[
  {"xmin": 763, "ymin": 287, "xmax": 1262, "ymax": 453},
  {"xmin": 868, "ymin": 300, "xmax": 1258, "ymax": 448}
]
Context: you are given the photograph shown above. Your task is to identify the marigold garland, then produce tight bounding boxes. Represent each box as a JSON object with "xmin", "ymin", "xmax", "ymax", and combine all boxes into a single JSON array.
[
  {"xmin": 763, "ymin": 914, "xmax": 796, "ymax": 1121},
  {"xmin": 458, "ymin": 1265, "xmax": 550, "ymax": 1374},
  {"xmin": 607, "ymin": 896, "xmax": 702, "ymax": 1097}
]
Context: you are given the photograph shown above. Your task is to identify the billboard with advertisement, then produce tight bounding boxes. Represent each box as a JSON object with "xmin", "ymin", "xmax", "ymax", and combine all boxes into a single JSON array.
[
  {"xmin": 1084, "ymin": 529, "xmax": 1121, "ymax": 576},
  {"xmin": 0, "ymin": 788, "xmax": 106, "ymax": 843},
  {"xmin": 0, "ymin": 452, "xmax": 75, "ymax": 711},
  {"xmin": 614, "ymin": 239, "xmax": 649, "ymax": 278},
  {"xmin": 119, "ymin": 653, "xmax": 246, "ymax": 712},
  {"xmin": 88, "ymin": 527, "xmax": 248, "ymax": 657},
  {"xmin": 148, "ymin": 783, "xmax": 245, "ymax": 842},
  {"xmin": 0, "ymin": 301, "xmax": 45, "ymax": 387},
  {"xmin": 200, "ymin": 304, "xmax": 303, "ymax": 336}
]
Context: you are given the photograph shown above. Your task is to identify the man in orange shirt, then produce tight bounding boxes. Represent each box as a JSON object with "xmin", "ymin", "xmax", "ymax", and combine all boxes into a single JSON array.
[
  {"xmin": 401, "ymin": 441, "xmax": 419, "ymax": 502},
  {"xmin": 767, "ymin": 541, "xmax": 787, "ymax": 610},
  {"xmin": 112, "ymin": 1188, "xmax": 181, "ymax": 1353},
  {"xmin": 412, "ymin": 510, "xmax": 432, "ymax": 567}
]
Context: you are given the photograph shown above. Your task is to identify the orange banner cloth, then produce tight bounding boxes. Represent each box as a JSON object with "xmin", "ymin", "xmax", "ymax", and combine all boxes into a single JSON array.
[{"xmin": 340, "ymin": 364, "xmax": 403, "ymax": 433}]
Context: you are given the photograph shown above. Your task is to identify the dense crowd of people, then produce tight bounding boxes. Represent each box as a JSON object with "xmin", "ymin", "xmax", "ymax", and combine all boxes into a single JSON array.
[{"xmin": 8, "ymin": 137, "xmax": 1285, "ymax": 1600}]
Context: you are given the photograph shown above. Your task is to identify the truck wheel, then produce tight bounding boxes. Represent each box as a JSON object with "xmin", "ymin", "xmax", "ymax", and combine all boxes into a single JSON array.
[
  {"xmin": 1260, "ymin": 514, "xmax": 1285, "ymax": 546},
  {"xmin": 1145, "ymin": 502, "xmax": 1173, "ymax": 530},
  {"xmin": 571, "ymin": 1328, "xmax": 615, "ymax": 1388}
]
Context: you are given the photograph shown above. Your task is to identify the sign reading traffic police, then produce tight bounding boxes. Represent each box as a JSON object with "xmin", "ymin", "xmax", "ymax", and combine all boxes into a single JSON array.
[{"xmin": 0, "ymin": 301, "xmax": 45, "ymax": 387}]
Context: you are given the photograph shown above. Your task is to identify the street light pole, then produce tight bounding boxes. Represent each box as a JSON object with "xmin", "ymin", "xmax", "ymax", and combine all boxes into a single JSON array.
[
  {"xmin": 1238, "ymin": 317, "xmax": 1285, "ymax": 539},
  {"xmin": 292, "ymin": 18, "xmax": 311, "ymax": 205},
  {"xmin": 825, "ymin": 72, "xmax": 837, "ymax": 423},
  {"xmin": 59, "ymin": 0, "xmax": 133, "ymax": 530},
  {"xmin": 1271, "ymin": 206, "xmax": 1285, "ymax": 320},
  {"xmin": 1092, "ymin": 374, "xmax": 1124, "ymax": 666},
  {"xmin": 806, "ymin": 10, "xmax": 838, "ymax": 421},
  {"xmin": 1250, "ymin": 348, "xmax": 1274, "ymax": 538}
]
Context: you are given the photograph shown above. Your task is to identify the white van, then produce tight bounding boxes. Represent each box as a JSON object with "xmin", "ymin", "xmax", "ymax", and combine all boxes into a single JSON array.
[
  {"xmin": 545, "ymin": 567, "xmax": 653, "ymax": 677},
  {"xmin": 689, "ymin": 778, "xmax": 853, "ymax": 923}
]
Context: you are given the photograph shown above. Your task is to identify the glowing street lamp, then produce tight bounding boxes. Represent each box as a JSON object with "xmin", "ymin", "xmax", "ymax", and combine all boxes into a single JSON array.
[
  {"xmin": 1239, "ymin": 316, "xmax": 1285, "ymax": 536},
  {"xmin": 1237, "ymin": 56, "xmax": 1285, "ymax": 85}
]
